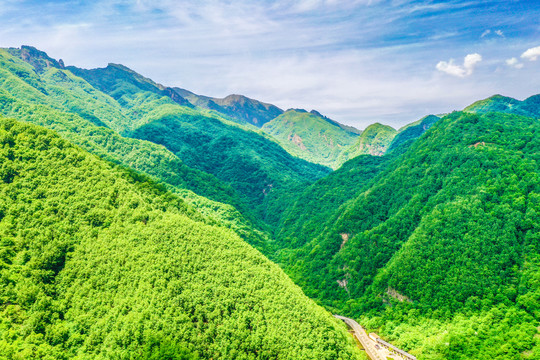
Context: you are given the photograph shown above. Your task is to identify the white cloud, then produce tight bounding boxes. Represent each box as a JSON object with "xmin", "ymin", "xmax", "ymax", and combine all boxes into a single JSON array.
[
  {"xmin": 521, "ymin": 46, "xmax": 540, "ymax": 61},
  {"xmin": 481, "ymin": 29, "xmax": 503, "ymax": 38},
  {"xmin": 506, "ymin": 57, "xmax": 523, "ymax": 69},
  {"xmin": 464, "ymin": 53, "xmax": 482, "ymax": 69},
  {"xmin": 436, "ymin": 53, "xmax": 482, "ymax": 77},
  {"xmin": 436, "ymin": 59, "xmax": 466, "ymax": 77}
]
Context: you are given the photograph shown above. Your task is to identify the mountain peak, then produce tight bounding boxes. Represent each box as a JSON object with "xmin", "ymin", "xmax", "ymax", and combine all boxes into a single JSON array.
[
  {"xmin": 173, "ymin": 90, "xmax": 284, "ymax": 127},
  {"xmin": 6, "ymin": 45, "xmax": 65, "ymax": 73},
  {"xmin": 285, "ymin": 108, "xmax": 307, "ymax": 113},
  {"xmin": 223, "ymin": 94, "xmax": 247, "ymax": 102}
]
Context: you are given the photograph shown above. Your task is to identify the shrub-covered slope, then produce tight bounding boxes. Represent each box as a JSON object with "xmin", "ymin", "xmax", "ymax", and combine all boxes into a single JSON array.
[
  {"xmin": 262, "ymin": 109, "xmax": 361, "ymax": 169},
  {"xmin": 337, "ymin": 123, "xmax": 397, "ymax": 163},
  {"xmin": 276, "ymin": 111, "xmax": 540, "ymax": 359},
  {"xmin": 0, "ymin": 118, "xmax": 361, "ymax": 360}
]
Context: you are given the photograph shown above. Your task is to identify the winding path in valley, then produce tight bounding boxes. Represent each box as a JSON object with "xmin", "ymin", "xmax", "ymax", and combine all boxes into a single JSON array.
[{"xmin": 333, "ymin": 315, "xmax": 385, "ymax": 360}]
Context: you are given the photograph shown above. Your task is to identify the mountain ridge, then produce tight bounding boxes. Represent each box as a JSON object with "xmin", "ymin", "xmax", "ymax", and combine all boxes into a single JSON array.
[
  {"xmin": 173, "ymin": 87, "xmax": 284, "ymax": 127},
  {"xmin": 2, "ymin": 44, "xmax": 540, "ymax": 360}
]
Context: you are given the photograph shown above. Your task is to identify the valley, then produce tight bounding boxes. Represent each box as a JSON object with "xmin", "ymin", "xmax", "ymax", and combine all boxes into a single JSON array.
[{"xmin": 0, "ymin": 45, "xmax": 538, "ymax": 360}]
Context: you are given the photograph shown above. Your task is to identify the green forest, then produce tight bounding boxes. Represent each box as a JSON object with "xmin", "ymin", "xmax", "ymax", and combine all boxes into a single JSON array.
[
  {"xmin": 0, "ymin": 45, "xmax": 539, "ymax": 360},
  {"xmin": 0, "ymin": 118, "xmax": 360, "ymax": 359},
  {"xmin": 275, "ymin": 110, "xmax": 540, "ymax": 359}
]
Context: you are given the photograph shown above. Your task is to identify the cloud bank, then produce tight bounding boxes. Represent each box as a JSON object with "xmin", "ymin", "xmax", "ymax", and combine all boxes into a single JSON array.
[
  {"xmin": 521, "ymin": 46, "xmax": 540, "ymax": 61},
  {"xmin": 506, "ymin": 57, "xmax": 523, "ymax": 69},
  {"xmin": 436, "ymin": 53, "xmax": 482, "ymax": 77}
]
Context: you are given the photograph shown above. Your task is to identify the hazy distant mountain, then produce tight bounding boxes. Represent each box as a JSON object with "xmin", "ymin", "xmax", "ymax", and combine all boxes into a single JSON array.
[{"xmin": 173, "ymin": 88, "xmax": 284, "ymax": 127}]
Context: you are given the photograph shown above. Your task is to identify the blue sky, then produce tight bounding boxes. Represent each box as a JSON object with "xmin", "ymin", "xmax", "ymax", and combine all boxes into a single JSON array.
[{"xmin": 1, "ymin": 0, "xmax": 539, "ymax": 128}]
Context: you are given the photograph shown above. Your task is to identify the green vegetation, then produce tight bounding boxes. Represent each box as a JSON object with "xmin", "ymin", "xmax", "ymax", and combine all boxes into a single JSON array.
[
  {"xmin": 387, "ymin": 115, "xmax": 440, "ymax": 155},
  {"xmin": 275, "ymin": 111, "xmax": 540, "ymax": 359},
  {"xmin": 2, "ymin": 45, "xmax": 539, "ymax": 360},
  {"xmin": 67, "ymin": 60, "xmax": 330, "ymax": 225},
  {"xmin": 0, "ymin": 118, "xmax": 361, "ymax": 359},
  {"xmin": 337, "ymin": 123, "xmax": 397, "ymax": 164},
  {"xmin": 262, "ymin": 109, "xmax": 360, "ymax": 169},
  {"xmin": 464, "ymin": 94, "xmax": 540, "ymax": 118},
  {"xmin": 0, "ymin": 48, "xmax": 277, "ymax": 252},
  {"xmin": 276, "ymin": 154, "xmax": 390, "ymax": 249},
  {"xmin": 0, "ymin": 47, "xmax": 330, "ymax": 243},
  {"xmin": 131, "ymin": 110, "xmax": 330, "ymax": 224}
]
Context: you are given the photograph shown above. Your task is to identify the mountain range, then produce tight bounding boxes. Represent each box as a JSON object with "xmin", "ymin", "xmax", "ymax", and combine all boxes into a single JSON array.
[{"xmin": 0, "ymin": 45, "xmax": 539, "ymax": 360}]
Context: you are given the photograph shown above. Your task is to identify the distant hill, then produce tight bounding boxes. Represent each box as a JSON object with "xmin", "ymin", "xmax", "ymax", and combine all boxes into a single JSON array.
[
  {"xmin": 0, "ymin": 118, "xmax": 361, "ymax": 359},
  {"xmin": 262, "ymin": 109, "xmax": 361, "ymax": 169},
  {"xmin": 336, "ymin": 123, "xmax": 397, "ymax": 164},
  {"xmin": 464, "ymin": 93, "xmax": 540, "ymax": 118},
  {"xmin": 174, "ymin": 88, "xmax": 284, "ymax": 127}
]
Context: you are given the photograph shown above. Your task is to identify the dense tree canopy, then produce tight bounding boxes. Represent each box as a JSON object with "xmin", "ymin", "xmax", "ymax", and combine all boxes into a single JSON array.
[
  {"xmin": 1, "ymin": 45, "xmax": 539, "ymax": 360},
  {"xmin": 0, "ymin": 118, "xmax": 361, "ymax": 359},
  {"xmin": 275, "ymin": 111, "xmax": 540, "ymax": 359}
]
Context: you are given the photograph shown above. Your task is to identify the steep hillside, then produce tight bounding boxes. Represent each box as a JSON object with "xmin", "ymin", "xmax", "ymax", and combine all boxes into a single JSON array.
[
  {"xmin": 276, "ymin": 154, "xmax": 391, "ymax": 249},
  {"xmin": 0, "ymin": 48, "xmax": 276, "ymax": 252},
  {"xmin": 132, "ymin": 111, "xmax": 330, "ymax": 224},
  {"xmin": 338, "ymin": 123, "xmax": 397, "ymax": 163},
  {"xmin": 464, "ymin": 94, "xmax": 540, "ymax": 118},
  {"xmin": 262, "ymin": 109, "xmax": 360, "ymax": 169},
  {"xmin": 65, "ymin": 57, "xmax": 330, "ymax": 224},
  {"xmin": 0, "ymin": 46, "xmax": 329, "ymax": 229},
  {"xmin": 387, "ymin": 114, "xmax": 440, "ymax": 155},
  {"xmin": 0, "ymin": 118, "xmax": 361, "ymax": 359},
  {"xmin": 276, "ymin": 114, "xmax": 440, "ymax": 254},
  {"xmin": 174, "ymin": 88, "xmax": 284, "ymax": 127},
  {"xmin": 277, "ymin": 111, "xmax": 540, "ymax": 359}
]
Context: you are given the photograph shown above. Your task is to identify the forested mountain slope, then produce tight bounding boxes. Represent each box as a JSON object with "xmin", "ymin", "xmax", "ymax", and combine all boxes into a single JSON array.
[
  {"xmin": 336, "ymin": 122, "xmax": 397, "ymax": 164},
  {"xmin": 464, "ymin": 94, "xmax": 540, "ymax": 118},
  {"xmin": 387, "ymin": 114, "xmax": 440, "ymax": 155},
  {"xmin": 276, "ymin": 110, "xmax": 540, "ymax": 359},
  {"xmin": 0, "ymin": 46, "xmax": 329, "ymax": 230},
  {"xmin": 65, "ymin": 56, "xmax": 331, "ymax": 224},
  {"xmin": 173, "ymin": 88, "xmax": 284, "ymax": 127},
  {"xmin": 261, "ymin": 109, "xmax": 360, "ymax": 169},
  {"xmin": 0, "ymin": 47, "xmax": 280, "ymax": 253},
  {"xmin": 0, "ymin": 118, "xmax": 361, "ymax": 360},
  {"xmin": 276, "ymin": 154, "xmax": 391, "ymax": 249}
]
